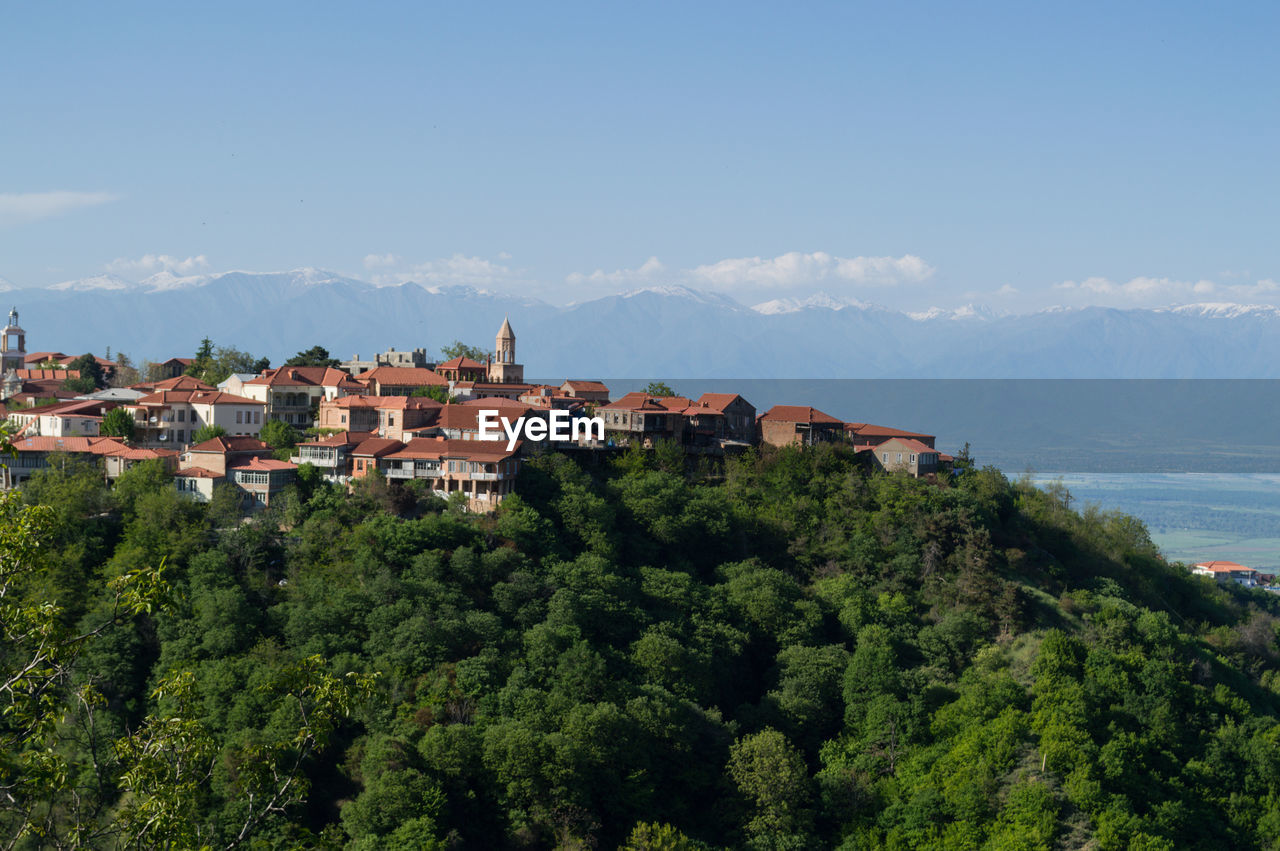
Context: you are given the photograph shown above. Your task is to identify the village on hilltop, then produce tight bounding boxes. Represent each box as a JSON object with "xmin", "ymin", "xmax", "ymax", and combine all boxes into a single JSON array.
[
  {"xmin": 5, "ymin": 305, "xmax": 1276, "ymax": 589},
  {"xmin": 1, "ymin": 306, "xmax": 952, "ymax": 509}
]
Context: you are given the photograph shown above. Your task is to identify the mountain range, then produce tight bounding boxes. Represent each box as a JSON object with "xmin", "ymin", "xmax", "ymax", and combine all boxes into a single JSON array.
[{"xmin": 6, "ymin": 268, "xmax": 1280, "ymax": 378}]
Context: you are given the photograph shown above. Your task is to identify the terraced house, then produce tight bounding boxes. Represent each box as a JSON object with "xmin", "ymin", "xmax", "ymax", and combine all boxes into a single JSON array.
[
  {"xmin": 233, "ymin": 366, "xmax": 364, "ymax": 428},
  {"xmin": 124, "ymin": 389, "xmax": 266, "ymax": 447}
]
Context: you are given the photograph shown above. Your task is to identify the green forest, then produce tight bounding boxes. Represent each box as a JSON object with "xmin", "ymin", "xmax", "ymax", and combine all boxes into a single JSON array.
[{"xmin": 6, "ymin": 438, "xmax": 1280, "ymax": 850}]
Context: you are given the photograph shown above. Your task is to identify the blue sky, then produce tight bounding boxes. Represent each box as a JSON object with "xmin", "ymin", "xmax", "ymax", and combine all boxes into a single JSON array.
[{"xmin": 2, "ymin": 1, "xmax": 1277, "ymax": 311}]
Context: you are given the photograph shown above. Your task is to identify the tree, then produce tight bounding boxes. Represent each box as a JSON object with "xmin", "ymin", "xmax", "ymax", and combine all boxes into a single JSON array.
[
  {"xmin": 440, "ymin": 340, "xmax": 490, "ymax": 362},
  {"xmin": 284, "ymin": 345, "xmax": 340, "ymax": 368},
  {"xmin": 101, "ymin": 406, "xmax": 136, "ymax": 440},
  {"xmin": 63, "ymin": 354, "xmax": 106, "ymax": 393},
  {"xmin": 259, "ymin": 419, "xmax": 301, "ymax": 459},
  {"xmin": 644, "ymin": 382, "xmax": 677, "ymax": 397},
  {"xmin": 191, "ymin": 424, "xmax": 227, "ymax": 444},
  {"xmin": 726, "ymin": 729, "xmax": 814, "ymax": 846},
  {"xmin": 110, "ymin": 352, "xmax": 142, "ymax": 387},
  {"xmin": 412, "ymin": 384, "xmax": 452, "ymax": 403}
]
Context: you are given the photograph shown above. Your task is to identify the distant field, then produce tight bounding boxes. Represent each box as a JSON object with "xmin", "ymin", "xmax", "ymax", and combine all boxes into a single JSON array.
[{"xmin": 1029, "ymin": 473, "xmax": 1280, "ymax": 570}]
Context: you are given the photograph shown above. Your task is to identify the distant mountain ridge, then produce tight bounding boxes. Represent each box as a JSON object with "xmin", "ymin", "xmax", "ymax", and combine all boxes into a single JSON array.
[{"xmin": 6, "ymin": 268, "xmax": 1280, "ymax": 378}]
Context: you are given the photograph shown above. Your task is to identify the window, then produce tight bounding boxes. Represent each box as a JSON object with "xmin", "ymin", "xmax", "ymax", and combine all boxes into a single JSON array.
[
  {"xmin": 388, "ymin": 415, "xmax": 395, "ymax": 427},
  {"xmin": 910, "ymin": 454, "xmax": 916, "ymax": 462},
  {"xmin": 896, "ymin": 453, "xmax": 902, "ymax": 462},
  {"xmin": 177, "ymin": 409, "xmax": 185, "ymax": 422},
  {"xmin": 882, "ymin": 453, "xmax": 888, "ymax": 462},
  {"xmin": 254, "ymin": 411, "xmax": 261, "ymax": 424},
  {"xmin": 341, "ymin": 414, "xmax": 347, "ymax": 424},
  {"xmin": 236, "ymin": 411, "xmax": 243, "ymax": 424},
  {"xmin": 178, "ymin": 429, "xmax": 185, "ymax": 442}
]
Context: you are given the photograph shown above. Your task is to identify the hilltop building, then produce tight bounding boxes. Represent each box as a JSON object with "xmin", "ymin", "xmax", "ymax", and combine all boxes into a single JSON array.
[{"xmin": 341, "ymin": 347, "xmax": 432, "ymax": 377}]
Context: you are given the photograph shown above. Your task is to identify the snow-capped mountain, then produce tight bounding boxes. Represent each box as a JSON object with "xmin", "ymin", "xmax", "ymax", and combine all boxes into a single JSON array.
[
  {"xmin": 6, "ymin": 269, "xmax": 1280, "ymax": 378},
  {"xmin": 752, "ymin": 292, "xmax": 874, "ymax": 315}
]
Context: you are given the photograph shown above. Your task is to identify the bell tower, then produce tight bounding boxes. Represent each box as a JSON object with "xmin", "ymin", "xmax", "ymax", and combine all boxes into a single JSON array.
[
  {"xmin": 488, "ymin": 315, "xmax": 523, "ymax": 384},
  {"xmin": 1, "ymin": 307, "xmax": 25, "ymax": 374}
]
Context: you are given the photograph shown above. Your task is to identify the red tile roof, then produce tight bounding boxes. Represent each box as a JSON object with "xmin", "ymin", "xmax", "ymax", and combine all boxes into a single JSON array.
[
  {"xmin": 697, "ymin": 392, "xmax": 749, "ymax": 413},
  {"xmin": 245, "ymin": 366, "xmax": 360, "ymax": 389},
  {"xmin": 358, "ymin": 366, "xmax": 449, "ymax": 387},
  {"xmin": 877, "ymin": 437, "xmax": 939, "ymax": 455},
  {"xmin": 298, "ymin": 430, "xmax": 375, "ymax": 448},
  {"xmin": 435, "ymin": 357, "xmax": 486, "ymax": 371},
  {"xmin": 385, "ymin": 436, "xmax": 521, "ymax": 462},
  {"xmin": 601, "ymin": 392, "xmax": 693, "ymax": 412},
  {"xmin": 24, "ymin": 351, "xmax": 69, "ymax": 364},
  {"xmin": 132, "ymin": 390, "xmax": 262, "ymax": 406},
  {"xmin": 759, "ymin": 405, "xmax": 842, "ymax": 425},
  {"xmin": 11, "ymin": 368, "xmax": 78, "ymax": 380},
  {"xmin": 350, "ymin": 437, "xmax": 404, "ymax": 457},
  {"xmin": 187, "ymin": 436, "xmax": 271, "ymax": 454},
  {"xmin": 175, "ymin": 466, "xmax": 224, "ymax": 478},
  {"xmin": 846, "ymin": 422, "xmax": 936, "ymax": 440},
  {"xmin": 562, "ymin": 380, "xmax": 610, "ymax": 393},
  {"xmin": 10, "ymin": 435, "xmax": 126, "ymax": 454},
  {"xmin": 1195, "ymin": 560, "xmax": 1255, "ymax": 573},
  {"xmin": 228, "ymin": 457, "xmax": 297, "ymax": 472},
  {"xmin": 132, "ymin": 375, "xmax": 216, "ymax": 392},
  {"xmin": 325, "ymin": 394, "xmax": 442, "ymax": 410}
]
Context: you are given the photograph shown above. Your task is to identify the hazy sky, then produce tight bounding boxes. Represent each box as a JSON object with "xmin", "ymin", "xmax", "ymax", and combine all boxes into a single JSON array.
[{"xmin": 2, "ymin": 2, "xmax": 1278, "ymax": 312}]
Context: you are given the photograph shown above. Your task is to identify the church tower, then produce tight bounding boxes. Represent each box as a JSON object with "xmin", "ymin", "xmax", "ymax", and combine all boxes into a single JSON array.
[
  {"xmin": 488, "ymin": 316, "xmax": 524, "ymax": 384},
  {"xmin": 1, "ymin": 307, "xmax": 25, "ymax": 374}
]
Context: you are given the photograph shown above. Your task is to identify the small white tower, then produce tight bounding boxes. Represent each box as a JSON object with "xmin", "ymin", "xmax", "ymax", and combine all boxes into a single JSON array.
[{"xmin": 1, "ymin": 307, "xmax": 25, "ymax": 374}]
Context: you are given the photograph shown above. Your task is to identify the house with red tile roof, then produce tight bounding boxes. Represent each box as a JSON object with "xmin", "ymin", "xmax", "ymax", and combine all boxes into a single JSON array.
[
  {"xmin": 174, "ymin": 466, "xmax": 224, "ymax": 502},
  {"xmin": 125, "ymin": 390, "xmax": 266, "ymax": 448},
  {"xmin": 377, "ymin": 436, "xmax": 522, "ymax": 511},
  {"xmin": 291, "ymin": 430, "xmax": 374, "ymax": 482},
  {"xmin": 349, "ymin": 437, "xmax": 405, "ymax": 478},
  {"xmin": 238, "ymin": 366, "xmax": 364, "ymax": 428},
  {"xmin": 130, "ymin": 375, "xmax": 215, "ymax": 394},
  {"xmin": 598, "ymin": 394, "xmax": 690, "ymax": 447},
  {"xmin": 694, "ymin": 392, "xmax": 757, "ymax": 444},
  {"xmin": 1191, "ymin": 560, "xmax": 1261, "ymax": 587},
  {"xmin": 226, "ymin": 456, "xmax": 297, "ymax": 508},
  {"xmin": 559, "ymin": 380, "xmax": 611, "ymax": 404},
  {"xmin": 6, "ymin": 398, "xmax": 117, "ymax": 438},
  {"xmin": 758, "ymin": 405, "xmax": 844, "ymax": 447},
  {"xmin": 155, "ymin": 357, "xmax": 195, "ymax": 379},
  {"xmin": 356, "ymin": 366, "xmax": 449, "ymax": 397},
  {"xmin": 317, "ymin": 395, "xmax": 442, "ymax": 441},
  {"xmin": 1, "ymin": 435, "xmax": 175, "ymax": 488},
  {"xmin": 870, "ymin": 437, "xmax": 943, "ymax": 478},
  {"xmin": 181, "ymin": 435, "xmax": 274, "ymax": 477},
  {"xmin": 845, "ymin": 422, "xmax": 936, "ymax": 449},
  {"xmin": 433, "ymin": 357, "xmax": 488, "ymax": 383}
]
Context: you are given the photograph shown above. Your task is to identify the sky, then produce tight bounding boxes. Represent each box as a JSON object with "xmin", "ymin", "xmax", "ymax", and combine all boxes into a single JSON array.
[{"xmin": 1, "ymin": 1, "xmax": 1278, "ymax": 312}]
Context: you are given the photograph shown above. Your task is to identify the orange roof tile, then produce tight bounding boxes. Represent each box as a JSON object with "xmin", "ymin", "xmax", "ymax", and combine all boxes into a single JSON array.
[{"xmin": 759, "ymin": 405, "xmax": 842, "ymax": 425}]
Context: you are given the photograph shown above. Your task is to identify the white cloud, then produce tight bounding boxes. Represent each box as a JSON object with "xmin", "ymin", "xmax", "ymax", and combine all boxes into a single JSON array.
[
  {"xmin": 566, "ymin": 256, "xmax": 666, "ymax": 286},
  {"xmin": 0, "ymin": 190, "xmax": 118, "ymax": 227},
  {"xmin": 690, "ymin": 251, "xmax": 934, "ymax": 290},
  {"xmin": 1052, "ymin": 275, "xmax": 1280, "ymax": 307},
  {"xmin": 365, "ymin": 253, "xmax": 520, "ymax": 288},
  {"xmin": 106, "ymin": 253, "xmax": 209, "ymax": 275},
  {"xmin": 363, "ymin": 252, "xmax": 400, "ymax": 270}
]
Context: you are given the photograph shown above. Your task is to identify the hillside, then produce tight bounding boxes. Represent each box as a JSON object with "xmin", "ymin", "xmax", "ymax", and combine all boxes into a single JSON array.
[
  {"xmin": 9, "ymin": 270, "xmax": 1280, "ymax": 376},
  {"xmin": 5, "ymin": 444, "xmax": 1280, "ymax": 848}
]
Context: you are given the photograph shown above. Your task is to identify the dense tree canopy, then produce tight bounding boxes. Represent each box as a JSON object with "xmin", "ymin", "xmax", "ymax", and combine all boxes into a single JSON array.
[
  {"xmin": 285, "ymin": 345, "xmax": 341, "ymax": 368},
  {"xmin": 440, "ymin": 340, "xmax": 490, "ymax": 362},
  {"xmin": 5, "ymin": 440, "xmax": 1280, "ymax": 848}
]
